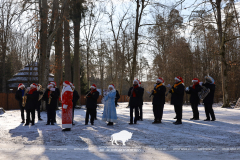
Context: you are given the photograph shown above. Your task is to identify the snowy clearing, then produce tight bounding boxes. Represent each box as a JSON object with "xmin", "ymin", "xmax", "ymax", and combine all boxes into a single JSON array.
[{"xmin": 0, "ymin": 102, "xmax": 240, "ymax": 160}]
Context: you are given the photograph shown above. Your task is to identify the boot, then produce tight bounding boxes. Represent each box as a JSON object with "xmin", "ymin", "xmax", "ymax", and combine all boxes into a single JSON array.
[
  {"xmin": 62, "ymin": 128, "xmax": 71, "ymax": 131},
  {"xmin": 175, "ymin": 121, "xmax": 182, "ymax": 125},
  {"xmin": 38, "ymin": 118, "xmax": 43, "ymax": 121},
  {"xmin": 21, "ymin": 120, "xmax": 25, "ymax": 123}
]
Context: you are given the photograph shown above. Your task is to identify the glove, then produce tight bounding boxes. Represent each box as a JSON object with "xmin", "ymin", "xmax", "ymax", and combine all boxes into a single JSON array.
[
  {"xmin": 199, "ymin": 82, "xmax": 203, "ymax": 86},
  {"xmin": 185, "ymin": 87, "xmax": 189, "ymax": 91},
  {"xmin": 50, "ymin": 88, "xmax": 55, "ymax": 91},
  {"xmin": 154, "ymin": 84, "xmax": 157, "ymax": 87},
  {"xmin": 63, "ymin": 104, "xmax": 68, "ymax": 109},
  {"xmin": 166, "ymin": 84, "xmax": 171, "ymax": 88}
]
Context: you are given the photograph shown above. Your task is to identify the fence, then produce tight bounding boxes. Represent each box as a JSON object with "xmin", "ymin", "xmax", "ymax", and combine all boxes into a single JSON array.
[{"xmin": 0, "ymin": 93, "xmax": 129, "ymax": 110}]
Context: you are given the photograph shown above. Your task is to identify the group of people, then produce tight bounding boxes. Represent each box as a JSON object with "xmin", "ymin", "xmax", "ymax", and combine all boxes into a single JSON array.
[
  {"xmin": 15, "ymin": 75, "xmax": 216, "ymax": 130},
  {"xmin": 147, "ymin": 76, "xmax": 216, "ymax": 125},
  {"xmin": 15, "ymin": 81, "xmax": 79, "ymax": 131}
]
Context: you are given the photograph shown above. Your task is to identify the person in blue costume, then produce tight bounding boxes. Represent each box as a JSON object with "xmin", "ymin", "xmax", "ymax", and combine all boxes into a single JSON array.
[{"xmin": 102, "ymin": 84, "xmax": 117, "ymax": 126}]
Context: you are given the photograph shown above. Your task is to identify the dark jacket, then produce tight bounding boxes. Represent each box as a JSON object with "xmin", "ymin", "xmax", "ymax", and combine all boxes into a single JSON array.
[
  {"xmin": 202, "ymin": 83, "xmax": 215, "ymax": 104},
  {"xmin": 115, "ymin": 90, "xmax": 120, "ymax": 100},
  {"xmin": 25, "ymin": 90, "xmax": 39, "ymax": 110},
  {"xmin": 128, "ymin": 86, "xmax": 142, "ymax": 106},
  {"xmin": 72, "ymin": 90, "xmax": 80, "ymax": 107},
  {"xmin": 42, "ymin": 88, "xmax": 60, "ymax": 110},
  {"xmin": 185, "ymin": 84, "xmax": 201, "ymax": 104},
  {"xmin": 152, "ymin": 84, "xmax": 166, "ymax": 105},
  {"xmin": 170, "ymin": 83, "xmax": 185, "ymax": 105},
  {"xmin": 86, "ymin": 90, "xmax": 99, "ymax": 109},
  {"xmin": 139, "ymin": 87, "xmax": 144, "ymax": 106},
  {"xmin": 15, "ymin": 89, "xmax": 24, "ymax": 107}
]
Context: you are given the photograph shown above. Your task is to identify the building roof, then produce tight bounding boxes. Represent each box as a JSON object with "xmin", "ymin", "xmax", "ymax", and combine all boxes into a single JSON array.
[{"xmin": 8, "ymin": 62, "xmax": 54, "ymax": 88}]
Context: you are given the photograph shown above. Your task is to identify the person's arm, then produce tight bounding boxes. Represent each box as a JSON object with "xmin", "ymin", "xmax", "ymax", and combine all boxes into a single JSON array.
[
  {"xmin": 15, "ymin": 91, "xmax": 21, "ymax": 101},
  {"xmin": 91, "ymin": 91, "xmax": 99, "ymax": 101},
  {"xmin": 128, "ymin": 88, "xmax": 132, "ymax": 97}
]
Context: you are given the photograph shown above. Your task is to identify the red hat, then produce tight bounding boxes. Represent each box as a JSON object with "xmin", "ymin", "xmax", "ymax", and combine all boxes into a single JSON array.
[
  {"xmin": 133, "ymin": 79, "xmax": 139, "ymax": 84},
  {"xmin": 175, "ymin": 76, "xmax": 184, "ymax": 83},
  {"xmin": 156, "ymin": 77, "xmax": 164, "ymax": 83},
  {"xmin": 192, "ymin": 78, "xmax": 200, "ymax": 83},
  {"xmin": 50, "ymin": 81, "xmax": 57, "ymax": 87},
  {"xmin": 30, "ymin": 83, "xmax": 37, "ymax": 88},
  {"xmin": 70, "ymin": 83, "xmax": 75, "ymax": 89},
  {"xmin": 18, "ymin": 83, "xmax": 25, "ymax": 89},
  {"xmin": 91, "ymin": 84, "xmax": 96, "ymax": 89},
  {"xmin": 108, "ymin": 84, "xmax": 115, "ymax": 89},
  {"xmin": 63, "ymin": 81, "xmax": 71, "ymax": 86}
]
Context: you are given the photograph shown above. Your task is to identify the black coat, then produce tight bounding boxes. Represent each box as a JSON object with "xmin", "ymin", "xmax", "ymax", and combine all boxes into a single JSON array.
[
  {"xmin": 72, "ymin": 90, "xmax": 80, "ymax": 107},
  {"xmin": 128, "ymin": 86, "xmax": 142, "ymax": 106},
  {"xmin": 202, "ymin": 83, "xmax": 215, "ymax": 104},
  {"xmin": 15, "ymin": 89, "xmax": 24, "ymax": 107},
  {"xmin": 25, "ymin": 90, "xmax": 39, "ymax": 110},
  {"xmin": 185, "ymin": 84, "xmax": 201, "ymax": 104},
  {"xmin": 152, "ymin": 85, "xmax": 166, "ymax": 105},
  {"xmin": 42, "ymin": 88, "xmax": 60, "ymax": 110},
  {"xmin": 115, "ymin": 90, "xmax": 120, "ymax": 100},
  {"xmin": 86, "ymin": 90, "xmax": 99, "ymax": 109},
  {"xmin": 170, "ymin": 83, "xmax": 185, "ymax": 105},
  {"xmin": 139, "ymin": 87, "xmax": 144, "ymax": 105}
]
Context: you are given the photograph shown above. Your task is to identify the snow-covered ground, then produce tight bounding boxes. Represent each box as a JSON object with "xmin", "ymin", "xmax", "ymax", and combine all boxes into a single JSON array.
[{"xmin": 0, "ymin": 102, "xmax": 240, "ymax": 160}]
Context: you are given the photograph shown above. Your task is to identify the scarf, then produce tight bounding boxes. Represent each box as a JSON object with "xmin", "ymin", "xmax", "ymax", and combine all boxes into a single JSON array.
[
  {"xmin": 28, "ymin": 88, "xmax": 37, "ymax": 94},
  {"xmin": 172, "ymin": 82, "xmax": 182, "ymax": 93},
  {"xmin": 132, "ymin": 85, "xmax": 139, "ymax": 97},
  {"xmin": 154, "ymin": 83, "xmax": 163, "ymax": 94},
  {"xmin": 192, "ymin": 82, "xmax": 199, "ymax": 89},
  {"xmin": 90, "ymin": 89, "xmax": 97, "ymax": 94}
]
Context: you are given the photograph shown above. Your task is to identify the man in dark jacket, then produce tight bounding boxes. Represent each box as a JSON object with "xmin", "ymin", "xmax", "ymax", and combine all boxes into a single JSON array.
[
  {"xmin": 85, "ymin": 84, "xmax": 99, "ymax": 125},
  {"xmin": 202, "ymin": 76, "xmax": 216, "ymax": 121},
  {"xmin": 128, "ymin": 79, "xmax": 141, "ymax": 124},
  {"xmin": 185, "ymin": 78, "xmax": 202, "ymax": 120},
  {"xmin": 36, "ymin": 84, "xmax": 44, "ymax": 121},
  {"xmin": 15, "ymin": 83, "xmax": 26, "ymax": 123},
  {"xmin": 25, "ymin": 83, "xmax": 39, "ymax": 126},
  {"xmin": 138, "ymin": 80, "xmax": 144, "ymax": 121},
  {"xmin": 71, "ymin": 83, "xmax": 80, "ymax": 125},
  {"xmin": 169, "ymin": 76, "xmax": 185, "ymax": 125},
  {"xmin": 43, "ymin": 82, "xmax": 60, "ymax": 125},
  {"xmin": 152, "ymin": 77, "xmax": 166, "ymax": 124},
  {"xmin": 115, "ymin": 90, "xmax": 120, "ymax": 106}
]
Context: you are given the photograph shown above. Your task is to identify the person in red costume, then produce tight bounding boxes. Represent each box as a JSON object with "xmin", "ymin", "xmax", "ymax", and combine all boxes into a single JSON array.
[{"xmin": 61, "ymin": 81, "xmax": 73, "ymax": 131}]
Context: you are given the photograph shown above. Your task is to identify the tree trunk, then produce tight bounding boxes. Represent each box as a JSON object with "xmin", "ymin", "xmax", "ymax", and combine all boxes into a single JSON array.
[
  {"xmin": 54, "ymin": 4, "xmax": 63, "ymax": 88},
  {"xmin": 215, "ymin": 0, "xmax": 230, "ymax": 108},
  {"xmin": 73, "ymin": 20, "xmax": 80, "ymax": 100},
  {"xmin": 64, "ymin": 2, "xmax": 71, "ymax": 81},
  {"xmin": 130, "ymin": 0, "xmax": 140, "ymax": 87}
]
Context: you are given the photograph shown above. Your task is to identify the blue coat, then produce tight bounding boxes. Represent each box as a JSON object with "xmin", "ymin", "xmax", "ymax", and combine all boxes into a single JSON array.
[{"xmin": 102, "ymin": 90, "xmax": 117, "ymax": 122}]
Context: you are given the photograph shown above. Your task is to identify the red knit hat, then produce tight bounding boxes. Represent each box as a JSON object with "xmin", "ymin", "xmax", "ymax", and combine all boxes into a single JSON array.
[
  {"xmin": 63, "ymin": 81, "xmax": 71, "ymax": 86},
  {"xmin": 91, "ymin": 84, "xmax": 96, "ymax": 89},
  {"xmin": 18, "ymin": 83, "xmax": 25, "ymax": 89},
  {"xmin": 156, "ymin": 77, "xmax": 164, "ymax": 83},
  {"xmin": 192, "ymin": 78, "xmax": 200, "ymax": 83},
  {"xmin": 30, "ymin": 83, "xmax": 37, "ymax": 88},
  {"xmin": 175, "ymin": 76, "xmax": 184, "ymax": 83}
]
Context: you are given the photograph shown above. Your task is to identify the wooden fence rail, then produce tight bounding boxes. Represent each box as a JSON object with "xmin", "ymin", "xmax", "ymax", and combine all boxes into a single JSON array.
[{"xmin": 0, "ymin": 93, "xmax": 129, "ymax": 110}]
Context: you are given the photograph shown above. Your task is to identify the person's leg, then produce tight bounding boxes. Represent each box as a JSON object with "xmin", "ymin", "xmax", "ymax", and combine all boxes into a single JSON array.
[
  {"xmin": 31, "ymin": 109, "xmax": 35, "ymax": 125},
  {"xmin": 50, "ymin": 109, "xmax": 55, "ymax": 125},
  {"xmin": 20, "ymin": 106, "xmax": 25, "ymax": 122},
  {"xmin": 174, "ymin": 105, "xmax": 178, "ymax": 120},
  {"xmin": 208, "ymin": 104, "xmax": 216, "ymax": 120},
  {"xmin": 130, "ymin": 106, "xmax": 133, "ymax": 123},
  {"xmin": 159, "ymin": 104, "xmax": 164, "ymax": 121},
  {"xmin": 85, "ymin": 108, "xmax": 90, "ymax": 124},
  {"xmin": 72, "ymin": 106, "xmax": 75, "ymax": 123},
  {"xmin": 90, "ymin": 109, "xmax": 95, "ymax": 124},
  {"xmin": 37, "ymin": 107, "xmax": 41, "ymax": 119},
  {"xmin": 193, "ymin": 103, "xmax": 199, "ymax": 119},
  {"xmin": 153, "ymin": 105, "xmax": 157, "ymax": 121},
  {"xmin": 204, "ymin": 104, "xmax": 210, "ymax": 120},
  {"xmin": 134, "ymin": 106, "xmax": 139, "ymax": 124},
  {"xmin": 190, "ymin": 104, "xmax": 195, "ymax": 118},
  {"xmin": 25, "ymin": 109, "xmax": 30, "ymax": 125},
  {"xmin": 178, "ymin": 105, "xmax": 182, "ymax": 122},
  {"xmin": 47, "ymin": 109, "xmax": 50, "ymax": 124}
]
